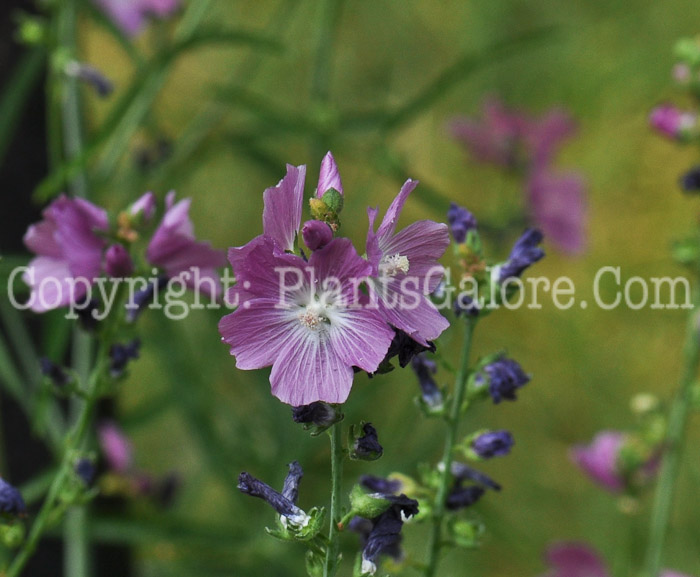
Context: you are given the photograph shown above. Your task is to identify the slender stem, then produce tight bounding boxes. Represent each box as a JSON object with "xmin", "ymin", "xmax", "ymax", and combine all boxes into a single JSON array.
[
  {"xmin": 425, "ymin": 317, "xmax": 477, "ymax": 577},
  {"xmin": 643, "ymin": 289, "xmax": 700, "ymax": 577},
  {"xmin": 324, "ymin": 420, "xmax": 344, "ymax": 577}
]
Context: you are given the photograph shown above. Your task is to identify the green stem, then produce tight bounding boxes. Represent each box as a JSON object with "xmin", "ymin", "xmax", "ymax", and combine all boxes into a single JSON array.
[
  {"xmin": 425, "ymin": 317, "xmax": 477, "ymax": 577},
  {"xmin": 643, "ymin": 291, "xmax": 700, "ymax": 577},
  {"xmin": 324, "ymin": 420, "xmax": 344, "ymax": 577}
]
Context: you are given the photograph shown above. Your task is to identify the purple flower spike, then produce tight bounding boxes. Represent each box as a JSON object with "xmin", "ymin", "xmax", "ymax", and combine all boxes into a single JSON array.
[
  {"xmin": 570, "ymin": 431, "xmax": 626, "ymax": 492},
  {"xmin": 23, "ymin": 195, "xmax": 108, "ymax": 313},
  {"xmin": 302, "ymin": 220, "xmax": 333, "ymax": 251},
  {"xmin": 527, "ymin": 170, "xmax": 586, "ymax": 254},
  {"xmin": 543, "ymin": 543, "xmax": 610, "ymax": 577},
  {"xmin": 472, "ymin": 430, "xmax": 514, "ymax": 459},
  {"xmin": 316, "ymin": 151, "xmax": 343, "ymax": 197},
  {"xmin": 447, "ymin": 203, "xmax": 477, "ymax": 244},
  {"xmin": 650, "ymin": 104, "xmax": 697, "ymax": 140},
  {"xmin": 366, "ymin": 179, "xmax": 450, "ymax": 346},
  {"xmin": 98, "ymin": 421, "xmax": 134, "ymax": 474},
  {"xmin": 219, "ymin": 236, "xmax": 394, "ymax": 406},
  {"xmin": 94, "ymin": 0, "xmax": 180, "ymax": 38},
  {"xmin": 105, "ymin": 244, "xmax": 134, "ymax": 278},
  {"xmin": 147, "ymin": 191, "xmax": 226, "ymax": 298},
  {"xmin": 498, "ymin": 229, "xmax": 545, "ymax": 282}
]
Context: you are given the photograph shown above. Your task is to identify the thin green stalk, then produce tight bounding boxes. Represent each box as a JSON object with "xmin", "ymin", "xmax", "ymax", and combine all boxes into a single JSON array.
[
  {"xmin": 425, "ymin": 317, "xmax": 477, "ymax": 577},
  {"xmin": 324, "ymin": 420, "xmax": 344, "ymax": 577},
  {"xmin": 643, "ymin": 289, "xmax": 700, "ymax": 577}
]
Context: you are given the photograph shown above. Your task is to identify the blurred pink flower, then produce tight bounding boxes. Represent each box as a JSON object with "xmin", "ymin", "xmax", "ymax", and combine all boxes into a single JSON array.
[
  {"xmin": 570, "ymin": 431, "xmax": 626, "ymax": 492},
  {"xmin": 542, "ymin": 542, "xmax": 693, "ymax": 577},
  {"xmin": 94, "ymin": 0, "xmax": 180, "ymax": 38},
  {"xmin": 23, "ymin": 195, "xmax": 108, "ymax": 312},
  {"xmin": 649, "ymin": 104, "xmax": 697, "ymax": 140},
  {"xmin": 98, "ymin": 421, "xmax": 134, "ymax": 474},
  {"xmin": 449, "ymin": 97, "xmax": 587, "ymax": 254}
]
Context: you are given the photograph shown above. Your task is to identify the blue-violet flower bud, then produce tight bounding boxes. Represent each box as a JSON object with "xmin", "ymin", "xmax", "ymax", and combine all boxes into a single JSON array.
[
  {"xmin": 447, "ymin": 203, "xmax": 477, "ymax": 243},
  {"xmin": 498, "ymin": 229, "xmax": 545, "ymax": 282},
  {"xmin": 472, "ymin": 430, "xmax": 515, "ymax": 459}
]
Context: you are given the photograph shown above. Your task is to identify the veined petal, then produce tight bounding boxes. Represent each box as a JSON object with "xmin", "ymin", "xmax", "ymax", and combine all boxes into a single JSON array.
[
  {"xmin": 376, "ymin": 179, "xmax": 419, "ymax": 242},
  {"xmin": 380, "ymin": 220, "xmax": 449, "ymax": 262},
  {"xmin": 270, "ymin": 329, "xmax": 354, "ymax": 406},
  {"xmin": 307, "ymin": 238, "xmax": 372, "ymax": 303},
  {"xmin": 263, "ymin": 164, "xmax": 306, "ymax": 252},
  {"xmin": 219, "ymin": 299, "xmax": 299, "ymax": 370},
  {"xmin": 366, "ymin": 206, "xmax": 382, "ymax": 274},
  {"xmin": 23, "ymin": 220, "xmax": 61, "ymax": 258},
  {"xmin": 330, "ymin": 309, "xmax": 394, "ymax": 373},
  {"xmin": 316, "ymin": 151, "xmax": 343, "ymax": 197},
  {"xmin": 23, "ymin": 257, "xmax": 86, "ymax": 313}
]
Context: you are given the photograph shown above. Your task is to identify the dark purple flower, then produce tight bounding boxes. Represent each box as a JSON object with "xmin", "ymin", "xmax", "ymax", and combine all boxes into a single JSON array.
[
  {"xmin": 316, "ymin": 151, "xmax": 343, "ymax": 197},
  {"xmin": 219, "ymin": 236, "xmax": 394, "ymax": 406},
  {"xmin": 527, "ymin": 170, "xmax": 586, "ymax": 254},
  {"xmin": 454, "ymin": 293, "xmax": 481, "ymax": 317},
  {"xmin": 445, "ymin": 484, "xmax": 484, "ymax": 511},
  {"xmin": 93, "ymin": 0, "xmax": 180, "ymax": 38},
  {"xmin": 65, "ymin": 62, "xmax": 113, "ymax": 98},
  {"xmin": 238, "ymin": 469, "xmax": 309, "ymax": 527},
  {"xmin": 482, "ymin": 357, "xmax": 530, "ymax": 403},
  {"xmin": 570, "ymin": 431, "xmax": 626, "ymax": 493},
  {"xmin": 498, "ymin": 229, "xmax": 545, "ymax": 282},
  {"xmin": 291, "ymin": 402, "xmax": 339, "ymax": 427},
  {"xmin": 352, "ymin": 494, "xmax": 419, "ymax": 575},
  {"xmin": 105, "ymin": 244, "xmax": 134, "ymax": 278},
  {"xmin": 40, "ymin": 357, "xmax": 71, "ymax": 387},
  {"xmin": 472, "ymin": 430, "xmax": 515, "ymax": 459},
  {"xmin": 411, "ymin": 354, "xmax": 443, "ymax": 408},
  {"xmin": 359, "ymin": 475, "xmax": 403, "ymax": 495},
  {"xmin": 680, "ymin": 166, "xmax": 700, "ymax": 192},
  {"xmin": 352, "ymin": 423, "xmax": 383, "ymax": 461},
  {"xmin": 147, "ymin": 191, "xmax": 226, "ymax": 299},
  {"xmin": 649, "ymin": 104, "xmax": 697, "ymax": 140},
  {"xmin": 302, "ymin": 220, "xmax": 333, "ymax": 251},
  {"xmin": 377, "ymin": 329, "xmax": 436, "ymax": 373},
  {"xmin": 281, "ymin": 461, "xmax": 303, "ymax": 505},
  {"xmin": 109, "ymin": 339, "xmax": 141, "ymax": 378},
  {"xmin": 0, "ymin": 478, "xmax": 26, "ymax": 518},
  {"xmin": 23, "ymin": 195, "xmax": 108, "ymax": 312},
  {"xmin": 366, "ymin": 179, "xmax": 450, "ymax": 346},
  {"xmin": 447, "ymin": 203, "xmax": 477, "ymax": 243},
  {"xmin": 451, "ymin": 462, "xmax": 501, "ymax": 491},
  {"xmin": 75, "ymin": 459, "xmax": 96, "ymax": 487}
]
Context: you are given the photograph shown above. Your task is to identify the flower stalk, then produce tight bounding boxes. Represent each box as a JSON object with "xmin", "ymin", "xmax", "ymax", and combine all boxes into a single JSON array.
[
  {"xmin": 424, "ymin": 316, "xmax": 477, "ymax": 577},
  {"xmin": 324, "ymin": 419, "xmax": 344, "ymax": 577},
  {"xmin": 643, "ymin": 279, "xmax": 700, "ymax": 577}
]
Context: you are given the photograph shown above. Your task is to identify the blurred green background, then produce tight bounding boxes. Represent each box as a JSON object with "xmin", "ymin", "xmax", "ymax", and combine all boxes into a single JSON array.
[{"xmin": 6, "ymin": 0, "xmax": 700, "ymax": 575}]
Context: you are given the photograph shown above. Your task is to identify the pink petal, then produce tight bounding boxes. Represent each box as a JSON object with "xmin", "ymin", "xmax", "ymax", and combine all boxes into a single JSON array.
[
  {"xmin": 316, "ymin": 151, "xmax": 343, "ymax": 197},
  {"xmin": 263, "ymin": 164, "xmax": 306, "ymax": 252},
  {"xmin": 376, "ymin": 179, "xmax": 419, "ymax": 242},
  {"xmin": 544, "ymin": 542, "xmax": 609, "ymax": 577}
]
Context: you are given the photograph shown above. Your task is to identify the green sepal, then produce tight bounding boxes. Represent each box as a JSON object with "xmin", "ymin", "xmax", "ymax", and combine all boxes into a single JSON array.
[
  {"xmin": 265, "ymin": 507, "xmax": 326, "ymax": 542},
  {"xmin": 348, "ymin": 485, "xmax": 392, "ymax": 519},
  {"xmin": 321, "ymin": 188, "xmax": 344, "ymax": 214},
  {"xmin": 671, "ymin": 238, "xmax": 700, "ymax": 267},
  {"xmin": 305, "ymin": 548, "xmax": 325, "ymax": 577},
  {"xmin": 675, "ymin": 37, "xmax": 700, "ymax": 67},
  {"xmin": 309, "ymin": 198, "xmax": 340, "ymax": 231}
]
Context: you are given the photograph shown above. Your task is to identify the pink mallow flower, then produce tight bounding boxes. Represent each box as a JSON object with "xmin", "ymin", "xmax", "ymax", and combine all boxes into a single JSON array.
[
  {"xmin": 94, "ymin": 0, "xmax": 180, "ymax": 38},
  {"xmin": 219, "ymin": 235, "xmax": 394, "ymax": 406},
  {"xmin": 23, "ymin": 195, "xmax": 109, "ymax": 313},
  {"xmin": 146, "ymin": 191, "xmax": 226, "ymax": 298},
  {"xmin": 542, "ymin": 542, "xmax": 692, "ymax": 577},
  {"xmin": 366, "ymin": 180, "xmax": 450, "ymax": 346},
  {"xmin": 570, "ymin": 431, "xmax": 626, "ymax": 492}
]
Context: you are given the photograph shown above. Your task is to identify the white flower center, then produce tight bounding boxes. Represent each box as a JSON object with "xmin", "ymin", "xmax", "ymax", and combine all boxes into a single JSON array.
[
  {"xmin": 380, "ymin": 253, "xmax": 410, "ymax": 277},
  {"xmin": 298, "ymin": 301, "xmax": 330, "ymax": 330}
]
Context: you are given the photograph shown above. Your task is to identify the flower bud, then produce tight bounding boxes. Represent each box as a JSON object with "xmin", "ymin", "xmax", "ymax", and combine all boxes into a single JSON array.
[
  {"xmin": 350, "ymin": 423, "xmax": 383, "ymax": 461},
  {"xmin": 447, "ymin": 203, "xmax": 477, "ymax": 243},
  {"xmin": 0, "ymin": 478, "xmax": 26, "ymax": 518},
  {"xmin": 105, "ymin": 244, "xmax": 134, "ymax": 278},
  {"xmin": 302, "ymin": 220, "xmax": 333, "ymax": 251},
  {"xmin": 649, "ymin": 104, "xmax": 698, "ymax": 140},
  {"xmin": 316, "ymin": 151, "xmax": 343, "ymax": 197},
  {"xmin": 471, "ymin": 430, "xmax": 514, "ymax": 459}
]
